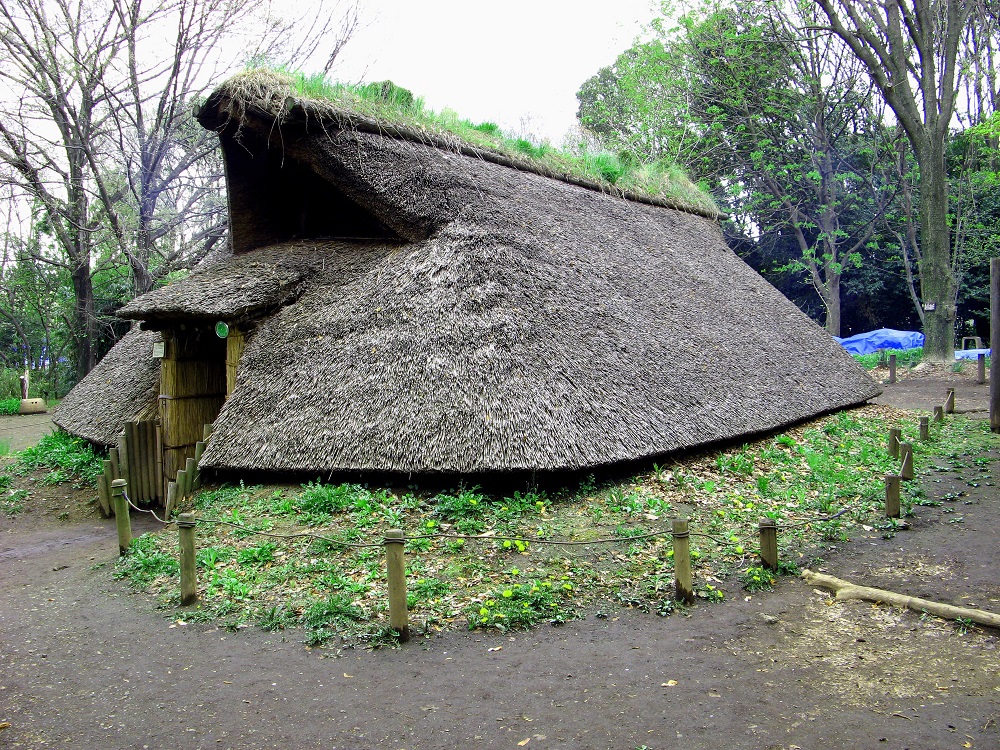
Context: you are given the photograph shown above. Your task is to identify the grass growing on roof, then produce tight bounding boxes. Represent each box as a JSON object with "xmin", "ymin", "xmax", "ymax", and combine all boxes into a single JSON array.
[
  {"xmin": 216, "ymin": 68, "xmax": 719, "ymax": 217},
  {"xmin": 113, "ymin": 404, "xmax": 997, "ymax": 647}
]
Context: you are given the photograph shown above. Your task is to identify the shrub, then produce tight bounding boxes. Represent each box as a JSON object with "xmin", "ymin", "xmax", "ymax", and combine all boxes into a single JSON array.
[{"xmin": 0, "ymin": 398, "xmax": 20, "ymax": 416}]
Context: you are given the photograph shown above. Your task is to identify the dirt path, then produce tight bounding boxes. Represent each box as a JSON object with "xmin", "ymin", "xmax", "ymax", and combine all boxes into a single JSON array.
[
  {"xmin": 0, "ymin": 413, "xmax": 55, "ymax": 452},
  {"xmin": 1, "ymin": 381, "xmax": 998, "ymax": 750}
]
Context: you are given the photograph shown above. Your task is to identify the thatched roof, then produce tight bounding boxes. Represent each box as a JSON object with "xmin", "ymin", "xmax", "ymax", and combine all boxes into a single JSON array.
[
  {"xmin": 63, "ymin": 74, "xmax": 880, "ymax": 473},
  {"xmin": 52, "ymin": 327, "xmax": 161, "ymax": 446}
]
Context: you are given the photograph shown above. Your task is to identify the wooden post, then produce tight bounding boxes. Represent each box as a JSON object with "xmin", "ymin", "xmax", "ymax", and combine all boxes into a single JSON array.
[
  {"xmin": 992, "ymin": 257, "xmax": 1000, "ymax": 433},
  {"xmin": 672, "ymin": 519, "xmax": 694, "ymax": 604},
  {"xmin": 203, "ymin": 423, "xmax": 214, "ymax": 442},
  {"xmin": 758, "ymin": 519, "xmax": 778, "ymax": 571},
  {"xmin": 117, "ymin": 432, "xmax": 129, "ymax": 487},
  {"xmin": 176, "ymin": 469, "xmax": 188, "ymax": 500},
  {"xmin": 887, "ymin": 427, "xmax": 901, "ymax": 459},
  {"xmin": 919, "ymin": 416, "xmax": 930, "ymax": 441},
  {"xmin": 885, "ymin": 474, "xmax": 901, "ymax": 518},
  {"xmin": 165, "ymin": 481, "xmax": 178, "ymax": 519},
  {"xmin": 384, "ymin": 529, "xmax": 409, "ymax": 642},
  {"xmin": 977, "ymin": 353, "xmax": 986, "ymax": 385},
  {"xmin": 109, "ymin": 447, "xmax": 120, "ymax": 480},
  {"xmin": 96, "ymin": 473, "xmax": 111, "ymax": 518},
  {"xmin": 111, "ymin": 479, "xmax": 131, "ymax": 555},
  {"xmin": 155, "ymin": 421, "xmax": 164, "ymax": 502},
  {"xmin": 933, "ymin": 405, "xmax": 944, "ymax": 422},
  {"xmin": 184, "ymin": 457, "xmax": 197, "ymax": 498},
  {"xmin": 888, "ymin": 353, "xmax": 897, "ymax": 384},
  {"xmin": 192, "ymin": 441, "xmax": 206, "ymax": 490},
  {"xmin": 178, "ymin": 513, "xmax": 198, "ymax": 606},
  {"xmin": 899, "ymin": 443, "xmax": 914, "ymax": 481},
  {"xmin": 944, "ymin": 388, "xmax": 955, "ymax": 414},
  {"xmin": 125, "ymin": 423, "xmax": 139, "ymax": 501}
]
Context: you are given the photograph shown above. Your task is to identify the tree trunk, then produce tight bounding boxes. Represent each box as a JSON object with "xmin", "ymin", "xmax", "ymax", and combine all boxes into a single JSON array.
[
  {"xmin": 824, "ymin": 273, "xmax": 842, "ymax": 337},
  {"xmin": 70, "ymin": 259, "xmax": 97, "ymax": 377},
  {"xmin": 917, "ymin": 138, "xmax": 957, "ymax": 362}
]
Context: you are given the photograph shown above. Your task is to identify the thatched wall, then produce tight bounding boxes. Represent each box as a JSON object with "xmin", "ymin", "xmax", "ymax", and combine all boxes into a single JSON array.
[
  {"xmin": 71, "ymin": 81, "xmax": 880, "ymax": 474},
  {"xmin": 53, "ymin": 328, "xmax": 161, "ymax": 446}
]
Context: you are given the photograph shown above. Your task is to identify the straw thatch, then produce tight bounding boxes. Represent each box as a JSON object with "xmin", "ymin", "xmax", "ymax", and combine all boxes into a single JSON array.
[
  {"xmin": 52, "ymin": 327, "xmax": 161, "ymax": 446},
  {"xmin": 62, "ymin": 75, "xmax": 880, "ymax": 473}
]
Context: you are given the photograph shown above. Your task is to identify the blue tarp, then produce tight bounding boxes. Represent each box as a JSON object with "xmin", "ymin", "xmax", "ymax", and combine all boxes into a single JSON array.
[
  {"xmin": 833, "ymin": 328, "xmax": 925, "ymax": 355},
  {"xmin": 955, "ymin": 348, "xmax": 992, "ymax": 360}
]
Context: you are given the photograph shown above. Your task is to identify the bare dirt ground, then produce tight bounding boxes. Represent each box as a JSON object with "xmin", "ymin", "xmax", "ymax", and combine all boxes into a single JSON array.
[
  {"xmin": 1, "ymin": 379, "xmax": 998, "ymax": 750},
  {"xmin": 0, "ymin": 413, "xmax": 54, "ymax": 452}
]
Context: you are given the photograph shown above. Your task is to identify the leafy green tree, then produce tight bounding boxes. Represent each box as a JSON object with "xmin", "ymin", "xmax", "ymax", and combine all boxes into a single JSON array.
[{"xmin": 812, "ymin": 0, "xmax": 975, "ymax": 360}]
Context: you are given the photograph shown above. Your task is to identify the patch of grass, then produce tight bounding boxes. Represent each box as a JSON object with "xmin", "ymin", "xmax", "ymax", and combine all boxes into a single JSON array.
[
  {"xmin": 15, "ymin": 430, "xmax": 104, "ymax": 486},
  {"xmin": 221, "ymin": 69, "xmax": 719, "ymax": 217},
  {"xmin": 466, "ymin": 578, "xmax": 573, "ymax": 632},
  {"xmin": 0, "ymin": 398, "xmax": 20, "ymax": 416},
  {"xmin": 852, "ymin": 348, "xmax": 923, "ymax": 370},
  {"xmin": 740, "ymin": 565, "xmax": 777, "ymax": 592},
  {"xmin": 110, "ymin": 404, "xmax": 997, "ymax": 648},
  {"xmin": 2, "ymin": 488, "xmax": 28, "ymax": 515},
  {"xmin": 115, "ymin": 534, "xmax": 179, "ymax": 586}
]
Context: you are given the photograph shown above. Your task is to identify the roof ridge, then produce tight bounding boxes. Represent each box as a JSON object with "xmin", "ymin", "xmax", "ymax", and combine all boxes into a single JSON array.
[{"xmin": 197, "ymin": 72, "xmax": 724, "ymax": 221}]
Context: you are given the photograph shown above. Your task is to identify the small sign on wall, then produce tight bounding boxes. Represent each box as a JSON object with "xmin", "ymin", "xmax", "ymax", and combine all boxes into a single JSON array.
[
  {"xmin": 152, "ymin": 342, "xmax": 165, "ymax": 358},
  {"xmin": 922, "ymin": 301, "xmax": 936, "ymax": 311}
]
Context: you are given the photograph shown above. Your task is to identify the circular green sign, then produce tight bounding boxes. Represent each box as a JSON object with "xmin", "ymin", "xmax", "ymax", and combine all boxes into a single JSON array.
[{"xmin": 215, "ymin": 321, "xmax": 229, "ymax": 339}]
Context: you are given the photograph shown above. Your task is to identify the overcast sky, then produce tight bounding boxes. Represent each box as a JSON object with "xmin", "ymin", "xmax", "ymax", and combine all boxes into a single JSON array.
[{"xmin": 331, "ymin": 0, "xmax": 660, "ymax": 144}]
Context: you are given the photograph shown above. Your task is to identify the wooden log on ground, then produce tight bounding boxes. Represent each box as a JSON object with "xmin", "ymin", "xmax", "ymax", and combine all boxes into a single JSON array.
[{"xmin": 802, "ymin": 569, "xmax": 1000, "ymax": 629}]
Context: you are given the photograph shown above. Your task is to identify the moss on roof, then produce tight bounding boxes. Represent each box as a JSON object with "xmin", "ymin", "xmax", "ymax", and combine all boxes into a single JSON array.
[{"xmin": 210, "ymin": 69, "xmax": 720, "ymax": 219}]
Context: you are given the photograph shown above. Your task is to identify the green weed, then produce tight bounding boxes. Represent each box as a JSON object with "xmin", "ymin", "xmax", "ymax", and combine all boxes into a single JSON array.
[{"xmin": 16, "ymin": 431, "xmax": 104, "ymax": 485}]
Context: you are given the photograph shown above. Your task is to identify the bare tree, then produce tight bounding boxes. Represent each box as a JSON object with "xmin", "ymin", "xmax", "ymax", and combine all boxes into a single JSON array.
[
  {"xmin": 811, "ymin": 0, "xmax": 974, "ymax": 360},
  {"xmin": 0, "ymin": 0, "xmax": 359, "ymax": 377}
]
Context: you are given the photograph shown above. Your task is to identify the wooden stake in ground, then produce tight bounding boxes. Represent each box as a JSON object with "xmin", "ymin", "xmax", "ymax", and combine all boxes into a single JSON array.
[
  {"xmin": 899, "ymin": 442, "xmax": 914, "ymax": 480},
  {"xmin": 111, "ymin": 479, "xmax": 131, "ymax": 555},
  {"xmin": 888, "ymin": 353, "xmax": 897, "ymax": 384},
  {"xmin": 758, "ymin": 519, "xmax": 778, "ymax": 571},
  {"xmin": 977, "ymin": 352, "xmax": 986, "ymax": 385},
  {"xmin": 944, "ymin": 388, "xmax": 956, "ymax": 414},
  {"xmin": 178, "ymin": 513, "xmax": 198, "ymax": 606},
  {"xmin": 884, "ymin": 474, "xmax": 901, "ymax": 518},
  {"xmin": 919, "ymin": 416, "xmax": 930, "ymax": 441},
  {"xmin": 384, "ymin": 529, "xmax": 409, "ymax": 642},
  {"xmin": 801, "ymin": 570, "xmax": 1000, "ymax": 629},
  {"xmin": 887, "ymin": 427, "xmax": 901, "ymax": 459},
  {"xmin": 672, "ymin": 519, "xmax": 694, "ymax": 604},
  {"xmin": 992, "ymin": 257, "xmax": 1000, "ymax": 433}
]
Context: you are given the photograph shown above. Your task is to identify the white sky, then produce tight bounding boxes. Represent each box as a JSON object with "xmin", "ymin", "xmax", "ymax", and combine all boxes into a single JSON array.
[{"xmin": 330, "ymin": 0, "xmax": 660, "ymax": 144}]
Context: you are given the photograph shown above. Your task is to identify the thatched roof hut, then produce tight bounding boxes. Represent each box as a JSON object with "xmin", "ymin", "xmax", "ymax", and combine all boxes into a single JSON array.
[{"xmin": 56, "ymin": 72, "xmax": 879, "ymax": 479}]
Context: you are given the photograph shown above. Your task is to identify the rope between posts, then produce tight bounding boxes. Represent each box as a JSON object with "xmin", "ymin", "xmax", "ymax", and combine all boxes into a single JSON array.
[{"xmin": 123, "ymin": 491, "xmax": 170, "ymax": 525}]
